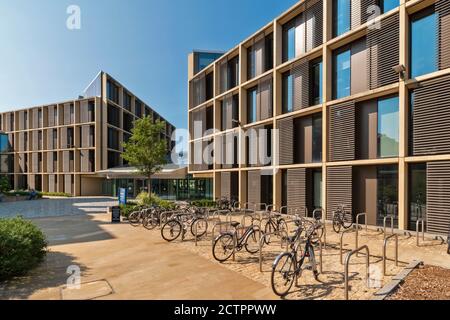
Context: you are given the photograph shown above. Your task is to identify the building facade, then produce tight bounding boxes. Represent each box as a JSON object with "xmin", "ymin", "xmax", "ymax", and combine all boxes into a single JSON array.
[
  {"xmin": 0, "ymin": 71, "xmax": 176, "ymax": 197},
  {"xmin": 188, "ymin": 0, "xmax": 450, "ymax": 235}
]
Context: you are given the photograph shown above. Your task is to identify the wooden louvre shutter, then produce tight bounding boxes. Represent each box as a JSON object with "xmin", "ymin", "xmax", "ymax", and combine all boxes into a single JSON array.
[
  {"xmin": 62, "ymin": 151, "xmax": 70, "ymax": 172},
  {"xmin": 254, "ymin": 35, "xmax": 265, "ymax": 77},
  {"xmin": 220, "ymin": 59, "xmax": 228, "ymax": 94},
  {"xmin": 306, "ymin": 0, "xmax": 323, "ymax": 50},
  {"xmin": 32, "ymin": 153, "xmax": 39, "ymax": 173},
  {"xmin": 247, "ymin": 170, "xmax": 261, "ymax": 204},
  {"xmin": 258, "ymin": 78, "xmax": 272, "ymax": 121},
  {"xmin": 412, "ymin": 75, "xmax": 450, "ymax": 156},
  {"xmin": 367, "ymin": 13, "xmax": 400, "ymax": 89},
  {"xmin": 326, "ymin": 166, "xmax": 352, "ymax": 219},
  {"xmin": 80, "ymin": 150, "xmax": 89, "ymax": 172},
  {"xmin": 328, "ymin": 101, "xmax": 356, "ymax": 161},
  {"xmin": 65, "ymin": 175, "xmax": 72, "ymax": 194},
  {"xmin": 64, "ymin": 104, "xmax": 71, "ymax": 125},
  {"xmin": 427, "ymin": 161, "xmax": 450, "ymax": 234},
  {"xmin": 437, "ymin": 0, "xmax": 450, "ymax": 70},
  {"xmin": 278, "ymin": 117, "xmax": 294, "ymax": 165},
  {"xmin": 351, "ymin": 0, "xmax": 377, "ymax": 30},
  {"xmin": 287, "ymin": 168, "xmax": 306, "ymax": 209},
  {"xmin": 292, "ymin": 59, "xmax": 309, "ymax": 111},
  {"xmin": 47, "ymin": 152, "xmax": 53, "ymax": 173},
  {"xmin": 48, "ymin": 106, "xmax": 54, "ymax": 127},
  {"xmin": 48, "ymin": 175, "xmax": 56, "ymax": 193},
  {"xmin": 221, "ymin": 172, "xmax": 231, "ymax": 200},
  {"xmin": 60, "ymin": 128, "xmax": 68, "ymax": 149}
]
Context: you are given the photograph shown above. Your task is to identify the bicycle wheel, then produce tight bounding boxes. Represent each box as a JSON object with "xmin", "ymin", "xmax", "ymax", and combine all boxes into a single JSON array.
[
  {"xmin": 271, "ymin": 252, "xmax": 296, "ymax": 297},
  {"xmin": 245, "ymin": 228, "xmax": 262, "ymax": 254},
  {"xmin": 342, "ymin": 212, "xmax": 353, "ymax": 229},
  {"xmin": 161, "ymin": 220, "xmax": 182, "ymax": 242},
  {"xmin": 332, "ymin": 214, "xmax": 342, "ymax": 233},
  {"xmin": 311, "ymin": 226, "xmax": 323, "ymax": 245},
  {"xmin": 212, "ymin": 233, "xmax": 235, "ymax": 262},
  {"xmin": 191, "ymin": 218, "xmax": 208, "ymax": 238},
  {"xmin": 143, "ymin": 212, "xmax": 158, "ymax": 230},
  {"xmin": 129, "ymin": 211, "xmax": 141, "ymax": 227},
  {"xmin": 264, "ymin": 220, "xmax": 275, "ymax": 245}
]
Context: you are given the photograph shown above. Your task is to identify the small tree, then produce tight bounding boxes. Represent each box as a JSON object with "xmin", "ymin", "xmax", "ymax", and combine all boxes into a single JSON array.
[{"xmin": 121, "ymin": 116, "xmax": 168, "ymax": 195}]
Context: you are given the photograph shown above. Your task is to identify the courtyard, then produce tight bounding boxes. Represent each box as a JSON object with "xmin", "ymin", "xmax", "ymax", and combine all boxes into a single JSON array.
[{"xmin": 0, "ymin": 198, "xmax": 449, "ymax": 300}]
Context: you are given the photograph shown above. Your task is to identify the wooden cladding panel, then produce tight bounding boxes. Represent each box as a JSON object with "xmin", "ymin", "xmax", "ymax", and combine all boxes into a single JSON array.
[
  {"xmin": 287, "ymin": 168, "xmax": 306, "ymax": 210},
  {"xmin": 427, "ymin": 161, "xmax": 450, "ymax": 234},
  {"xmin": 437, "ymin": 0, "xmax": 450, "ymax": 70},
  {"xmin": 412, "ymin": 75, "xmax": 450, "ymax": 156},
  {"xmin": 306, "ymin": 0, "xmax": 323, "ymax": 50},
  {"xmin": 351, "ymin": 0, "xmax": 377, "ymax": 30},
  {"xmin": 247, "ymin": 170, "xmax": 261, "ymax": 205},
  {"xmin": 278, "ymin": 117, "xmax": 294, "ymax": 165},
  {"xmin": 326, "ymin": 166, "xmax": 352, "ymax": 220},
  {"xmin": 48, "ymin": 174, "xmax": 56, "ymax": 193},
  {"xmin": 190, "ymin": 74, "xmax": 206, "ymax": 109},
  {"xmin": 328, "ymin": 101, "xmax": 355, "ymax": 162},
  {"xmin": 64, "ymin": 175, "xmax": 73, "ymax": 195},
  {"xmin": 367, "ymin": 13, "xmax": 400, "ymax": 89},
  {"xmin": 80, "ymin": 150, "xmax": 90, "ymax": 173}
]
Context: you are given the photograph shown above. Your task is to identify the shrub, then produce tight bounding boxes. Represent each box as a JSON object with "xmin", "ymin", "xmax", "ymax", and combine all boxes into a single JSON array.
[
  {"xmin": 192, "ymin": 199, "xmax": 217, "ymax": 208},
  {"xmin": 120, "ymin": 203, "xmax": 140, "ymax": 218},
  {"xmin": 0, "ymin": 217, "xmax": 47, "ymax": 281},
  {"xmin": 41, "ymin": 192, "xmax": 72, "ymax": 198},
  {"xmin": 0, "ymin": 176, "xmax": 10, "ymax": 193},
  {"xmin": 135, "ymin": 192, "xmax": 176, "ymax": 210}
]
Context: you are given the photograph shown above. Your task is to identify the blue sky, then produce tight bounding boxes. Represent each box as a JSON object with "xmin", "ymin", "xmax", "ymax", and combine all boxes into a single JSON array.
[{"xmin": 0, "ymin": 0, "xmax": 298, "ymax": 131}]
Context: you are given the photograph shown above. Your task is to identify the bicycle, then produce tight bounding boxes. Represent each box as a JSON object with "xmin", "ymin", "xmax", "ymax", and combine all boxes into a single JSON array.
[
  {"xmin": 332, "ymin": 205, "xmax": 353, "ymax": 233},
  {"xmin": 161, "ymin": 212, "xmax": 208, "ymax": 242},
  {"xmin": 262, "ymin": 212, "xmax": 288, "ymax": 245},
  {"xmin": 128, "ymin": 206, "xmax": 150, "ymax": 227},
  {"xmin": 212, "ymin": 222, "xmax": 262, "ymax": 262},
  {"xmin": 271, "ymin": 222, "xmax": 320, "ymax": 297},
  {"xmin": 142, "ymin": 206, "xmax": 168, "ymax": 230}
]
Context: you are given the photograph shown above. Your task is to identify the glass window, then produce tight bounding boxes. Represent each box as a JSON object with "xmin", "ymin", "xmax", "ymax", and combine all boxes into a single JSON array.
[
  {"xmin": 333, "ymin": 48, "xmax": 351, "ymax": 99},
  {"xmin": 333, "ymin": 0, "xmax": 351, "ymax": 37},
  {"xmin": 247, "ymin": 87, "xmax": 257, "ymax": 124},
  {"xmin": 0, "ymin": 133, "xmax": 9, "ymax": 152},
  {"xmin": 381, "ymin": 0, "xmax": 399, "ymax": 13},
  {"xmin": 282, "ymin": 72, "xmax": 293, "ymax": 114},
  {"xmin": 287, "ymin": 26, "xmax": 296, "ymax": 61},
  {"xmin": 408, "ymin": 163, "xmax": 427, "ymax": 231},
  {"xmin": 310, "ymin": 59, "xmax": 323, "ymax": 105},
  {"xmin": 410, "ymin": 9, "xmax": 437, "ymax": 78},
  {"xmin": 378, "ymin": 96, "xmax": 399, "ymax": 158},
  {"xmin": 377, "ymin": 165, "xmax": 399, "ymax": 228},
  {"xmin": 313, "ymin": 170, "xmax": 323, "ymax": 209}
]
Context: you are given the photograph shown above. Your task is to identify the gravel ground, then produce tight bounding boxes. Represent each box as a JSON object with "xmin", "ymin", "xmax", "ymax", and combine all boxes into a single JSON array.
[
  {"xmin": 175, "ymin": 219, "xmax": 406, "ymax": 300},
  {"xmin": 388, "ymin": 265, "xmax": 450, "ymax": 300}
]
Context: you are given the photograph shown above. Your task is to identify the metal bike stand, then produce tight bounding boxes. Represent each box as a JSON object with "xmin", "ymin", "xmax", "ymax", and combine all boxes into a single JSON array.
[
  {"xmin": 416, "ymin": 219, "xmax": 425, "ymax": 246},
  {"xmin": 355, "ymin": 213, "xmax": 367, "ymax": 256},
  {"xmin": 340, "ymin": 228, "xmax": 356, "ymax": 265},
  {"xmin": 258, "ymin": 230, "xmax": 288, "ymax": 272},
  {"xmin": 319, "ymin": 240, "xmax": 323, "ymax": 274},
  {"xmin": 383, "ymin": 215, "xmax": 394, "ymax": 239},
  {"xmin": 383, "ymin": 234, "xmax": 399, "ymax": 276},
  {"xmin": 344, "ymin": 245, "xmax": 370, "ymax": 300},
  {"xmin": 232, "ymin": 231, "xmax": 237, "ymax": 261}
]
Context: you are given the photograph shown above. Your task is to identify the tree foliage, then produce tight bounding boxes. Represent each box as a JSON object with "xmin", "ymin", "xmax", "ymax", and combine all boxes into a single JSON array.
[{"xmin": 121, "ymin": 116, "xmax": 168, "ymax": 184}]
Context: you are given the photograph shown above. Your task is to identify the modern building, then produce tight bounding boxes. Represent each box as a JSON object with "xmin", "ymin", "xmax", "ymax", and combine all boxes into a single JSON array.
[
  {"xmin": 0, "ymin": 71, "xmax": 181, "ymax": 197},
  {"xmin": 188, "ymin": 0, "xmax": 450, "ymax": 235}
]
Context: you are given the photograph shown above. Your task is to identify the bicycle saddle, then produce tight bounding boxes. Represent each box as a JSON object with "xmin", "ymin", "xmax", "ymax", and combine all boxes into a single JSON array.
[{"xmin": 230, "ymin": 221, "xmax": 241, "ymax": 228}]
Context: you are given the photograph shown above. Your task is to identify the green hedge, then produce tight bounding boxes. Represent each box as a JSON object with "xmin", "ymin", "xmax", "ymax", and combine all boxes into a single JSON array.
[
  {"xmin": 0, "ymin": 217, "xmax": 47, "ymax": 281},
  {"xmin": 41, "ymin": 192, "xmax": 72, "ymax": 198},
  {"xmin": 192, "ymin": 199, "xmax": 217, "ymax": 208}
]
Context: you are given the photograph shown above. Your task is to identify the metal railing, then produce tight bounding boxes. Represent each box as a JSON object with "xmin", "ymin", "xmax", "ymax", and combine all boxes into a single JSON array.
[
  {"xmin": 344, "ymin": 245, "xmax": 370, "ymax": 300},
  {"xmin": 355, "ymin": 213, "xmax": 367, "ymax": 255},
  {"xmin": 383, "ymin": 234, "xmax": 399, "ymax": 276},
  {"xmin": 383, "ymin": 215, "xmax": 394, "ymax": 239},
  {"xmin": 416, "ymin": 218, "xmax": 425, "ymax": 246},
  {"xmin": 258, "ymin": 230, "xmax": 289, "ymax": 272},
  {"xmin": 340, "ymin": 228, "xmax": 356, "ymax": 265}
]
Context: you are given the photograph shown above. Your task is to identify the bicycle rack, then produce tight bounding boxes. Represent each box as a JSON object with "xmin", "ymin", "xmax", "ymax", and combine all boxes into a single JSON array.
[
  {"xmin": 211, "ymin": 221, "xmax": 237, "ymax": 245},
  {"xmin": 344, "ymin": 245, "xmax": 370, "ymax": 300},
  {"xmin": 258, "ymin": 230, "xmax": 289, "ymax": 272},
  {"xmin": 194, "ymin": 218, "xmax": 209, "ymax": 247},
  {"xmin": 159, "ymin": 210, "xmax": 182, "ymax": 228},
  {"xmin": 416, "ymin": 219, "xmax": 425, "ymax": 246},
  {"xmin": 355, "ymin": 213, "xmax": 367, "ymax": 255},
  {"xmin": 383, "ymin": 215, "xmax": 394, "ymax": 239},
  {"xmin": 382, "ymin": 234, "xmax": 399, "ymax": 276},
  {"xmin": 340, "ymin": 228, "xmax": 356, "ymax": 265},
  {"xmin": 255, "ymin": 203, "xmax": 268, "ymax": 212}
]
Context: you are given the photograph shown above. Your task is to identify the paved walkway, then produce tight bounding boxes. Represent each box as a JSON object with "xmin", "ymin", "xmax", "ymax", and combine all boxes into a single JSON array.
[
  {"xmin": 0, "ymin": 197, "xmax": 117, "ymax": 219},
  {"xmin": 0, "ymin": 213, "xmax": 276, "ymax": 300}
]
